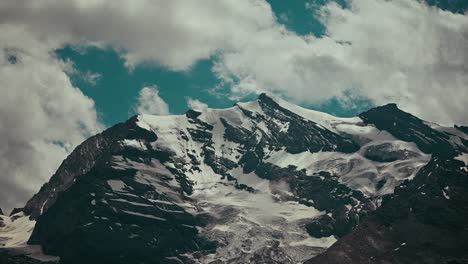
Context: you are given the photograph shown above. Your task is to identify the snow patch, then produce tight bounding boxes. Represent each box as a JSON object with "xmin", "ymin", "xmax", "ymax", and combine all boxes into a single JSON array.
[
  {"xmin": 265, "ymin": 142, "xmax": 430, "ymax": 196},
  {"xmin": 263, "ymin": 93, "xmax": 359, "ymax": 132},
  {"xmin": 121, "ymin": 139, "xmax": 147, "ymax": 150},
  {"xmin": 455, "ymin": 153, "xmax": 468, "ymax": 166},
  {"xmin": 288, "ymin": 235, "xmax": 337, "ymax": 248},
  {"xmin": 193, "ymin": 181, "xmax": 328, "ymax": 263},
  {"xmin": 442, "ymin": 191, "xmax": 450, "ymax": 200},
  {"xmin": 0, "ymin": 213, "xmax": 35, "ymax": 248},
  {"xmin": 121, "ymin": 210, "xmax": 167, "ymax": 222},
  {"xmin": 107, "ymin": 180, "xmax": 127, "ymax": 192}
]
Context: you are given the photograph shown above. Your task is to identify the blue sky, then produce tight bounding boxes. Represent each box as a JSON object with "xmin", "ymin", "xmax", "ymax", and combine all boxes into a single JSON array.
[
  {"xmin": 56, "ymin": 0, "xmax": 467, "ymax": 127},
  {"xmin": 57, "ymin": 46, "xmax": 230, "ymax": 125},
  {"xmin": 56, "ymin": 0, "xmax": 364, "ymax": 127}
]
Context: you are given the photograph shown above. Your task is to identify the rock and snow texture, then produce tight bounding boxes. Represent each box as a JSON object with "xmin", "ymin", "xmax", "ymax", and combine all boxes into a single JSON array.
[
  {"xmin": 306, "ymin": 156, "xmax": 468, "ymax": 264},
  {"xmin": 306, "ymin": 106, "xmax": 468, "ymax": 264},
  {"xmin": 455, "ymin": 153, "xmax": 468, "ymax": 171},
  {"xmin": 0, "ymin": 212, "xmax": 35, "ymax": 248},
  {"xmin": 7, "ymin": 94, "xmax": 468, "ymax": 263},
  {"xmin": 0, "ymin": 212, "xmax": 59, "ymax": 263}
]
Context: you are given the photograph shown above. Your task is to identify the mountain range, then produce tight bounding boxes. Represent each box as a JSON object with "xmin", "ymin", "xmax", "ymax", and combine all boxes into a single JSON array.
[{"xmin": 1, "ymin": 94, "xmax": 467, "ymax": 264}]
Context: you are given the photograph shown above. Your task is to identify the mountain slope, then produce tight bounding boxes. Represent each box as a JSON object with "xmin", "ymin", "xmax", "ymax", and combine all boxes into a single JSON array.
[
  {"xmin": 306, "ymin": 104, "xmax": 468, "ymax": 264},
  {"xmin": 306, "ymin": 157, "xmax": 468, "ymax": 264},
  {"xmin": 1, "ymin": 94, "xmax": 467, "ymax": 263}
]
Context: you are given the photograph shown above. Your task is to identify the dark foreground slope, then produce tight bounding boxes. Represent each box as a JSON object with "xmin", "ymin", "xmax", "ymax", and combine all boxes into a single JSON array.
[
  {"xmin": 27, "ymin": 118, "xmax": 216, "ymax": 264},
  {"xmin": 307, "ymin": 157, "xmax": 468, "ymax": 264},
  {"xmin": 307, "ymin": 104, "xmax": 468, "ymax": 264}
]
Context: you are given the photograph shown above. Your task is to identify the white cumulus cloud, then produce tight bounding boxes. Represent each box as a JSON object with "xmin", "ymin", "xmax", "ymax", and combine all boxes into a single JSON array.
[
  {"xmin": 0, "ymin": 0, "xmax": 467, "ymax": 212},
  {"xmin": 214, "ymin": 0, "xmax": 468, "ymax": 125},
  {"xmin": 0, "ymin": 24, "xmax": 102, "ymax": 213},
  {"xmin": 187, "ymin": 97, "xmax": 209, "ymax": 110},
  {"xmin": 1, "ymin": 0, "xmax": 466, "ymax": 125},
  {"xmin": 135, "ymin": 86, "xmax": 171, "ymax": 115},
  {"xmin": 0, "ymin": 0, "xmax": 274, "ymax": 71}
]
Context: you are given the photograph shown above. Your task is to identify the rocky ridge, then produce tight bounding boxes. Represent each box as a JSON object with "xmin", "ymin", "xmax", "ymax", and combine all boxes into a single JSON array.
[{"xmin": 0, "ymin": 94, "xmax": 466, "ymax": 263}]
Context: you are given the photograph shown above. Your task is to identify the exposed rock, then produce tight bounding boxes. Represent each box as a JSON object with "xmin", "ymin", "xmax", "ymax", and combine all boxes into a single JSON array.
[
  {"xmin": 23, "ymin": 116, "xmax": 157, "ymax": 219},
  {"xmin": 24, "ymin": 95, "xmax": 370, "ymax": 263},
  {"xmin": 306, "ymin": 157, "xmax": 468, "ymax": 264},
  {"xmin": 364, "ymin": 143, "xmax": 420, "ymax": 162},
  {"xmin": 9, "ymin": 208, "xmax": 24, "ymax": 217},
  {"xmin": 6, "ymin": 94, "xmax": 465, "ymax": 263},
  {"xmin": 359, "ymin": 103, "xmax": 465, "ymax": 157},
  {"xmin": 455, "ymin": 125, "xmax": 468, "ymax": 135},
  {"xmin": 0, "ymin": 247, "xmax": 58, "ymax": 264},
  {"xmin": 29, "ymin": 167, "xmax": 216, "ymax": 264},
  {"xmin": 0, "ymin": 249, "xmax": 56, "ymax": 264}
]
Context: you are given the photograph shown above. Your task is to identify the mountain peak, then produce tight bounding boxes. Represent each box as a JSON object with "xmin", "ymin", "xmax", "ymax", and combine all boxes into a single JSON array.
[
  {"xmin": 359, "ymin": 103, "xmax": 400, "ymax": 116},
  {"xmin": 257, "ymin": 92, "xmax": 272, "ymax": 101},
  {"xmin": 382, "ymin": 102, "xmax": 398, "ymax": 108},
  {"xmin": 185, "ymin": 109, "xmax": 202, "ymax": 119},
  {"xmin": 257, "ymin": 92, "xmax": 287, "ymax": 105},
  {"xmin": 257, "ymin": 92, "xmax": 283, "ymax": 107},
  {"xmin": 359, "ymin": 102, "xmax": 466, "ymax": 156}
]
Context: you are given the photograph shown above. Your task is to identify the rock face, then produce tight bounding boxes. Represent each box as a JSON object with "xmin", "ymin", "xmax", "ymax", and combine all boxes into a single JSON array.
[
  {"xmin": 306, "ymin": 157, "xmax": 468, "ymax": 264},
  {"xmin": 364, "ymin": 143, "xmax": 420, "ymax": 162},
  {"xmin": 7, "ymin": 94, "xmax": 467, "ymax": 263},
  {"xmin": 23, "ymin": 117, "xmax": 151, "ymax": 220},
  {"xmin": 307, "ymin": 104, "xmax": 468, "ymax": 264},
  {"xmin": 0, "ymin": 208, "xmax": 3, "ymax": 228},
  {"xmin": 455, "ymin": 125, "xmax": 468, "ymax": 135},
  {"xmin": 0, "ymin": 250, "xmax": 55, "ymax": 264}
]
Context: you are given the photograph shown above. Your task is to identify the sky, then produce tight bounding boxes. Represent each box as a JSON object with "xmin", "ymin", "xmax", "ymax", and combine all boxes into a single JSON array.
[{"xmin": 0, "ymin": 0, "xmax": 467, "ymax": 212}]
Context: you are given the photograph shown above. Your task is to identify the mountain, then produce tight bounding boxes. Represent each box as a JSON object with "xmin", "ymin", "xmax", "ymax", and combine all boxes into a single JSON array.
[
  {"xmin": 306, "ymin": 106, "xmax": 468, "ymax": 264},
  {"xmin": 0, "ymin": 94, "xmax": 467, "ymax": 264}
]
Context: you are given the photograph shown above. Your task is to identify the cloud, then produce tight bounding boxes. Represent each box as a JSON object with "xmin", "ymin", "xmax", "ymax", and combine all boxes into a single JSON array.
[
  {"xmin": 0, "ymin": 24, "xmax": 102, "ymax": 213},
  {"xmin": 0, "ymin": 0, "xmax": 274, "ymax": 71},
  {"xmin": 135, "ymin": 86, "xmax": 170, "ymax": 115},
  {"xmin": 81, "ymin": 71, "xmax": 102, "ymax": 86},
  {"xmin": 62, "ymin": 61, "xmax": 102, "ymax": 86},
  {"xmin": 2, "ymin": 0, "xmax": 465, "ymax": 124},
  {"xmin": 319, "ymin": 0, "xmax": 468, "ymax": 124},
  {"xmin": 0, "ymin": 0, "xmax": 468, "ymax": 124},
  {"xmin": 187, "ymin": 97, "xmax": 209, "ymax": 110},
  {"xmin": 0, "ymin": 0, "xmax": 467, "ymax": 211},
  {"xmin": 214, "ymin": 0, "xmax": 468, "ymax": 125}
]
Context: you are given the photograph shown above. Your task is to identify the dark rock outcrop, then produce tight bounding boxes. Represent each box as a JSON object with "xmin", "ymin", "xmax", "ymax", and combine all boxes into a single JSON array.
[
  {"xmin": 28, "ymin": 117, "xmax": 216, "ymax": 264},
  {"xmin": 306, "ymin": 157, "xmax": 468, "ymax": 264},
  {"xmin": 455, "ymin": 125, "xmax": 468, "ymax": 135},
  {"xmin": 29, "ymin": 168, "xmax": 216, "ymax": 264},
  {"xmin": 0, "ymin": 249, "xmax": 57, "ymax": 264},
  {"xmin": 359, "ymin": 103, "xmax": 464, "ymax": 157},
  {"xmin": 9, "ymin": 208, "xmax": 24, "ymax": 216},
  {"xmin": 256, "ymin": 93, "xmax": 360, "ymax": 154},
  {"xmin": 23, "ymin": 116, "xmax": 157, "ymax": 220},
  {"xmin": 364, "ymin": 143, "xmax": 420, "ymax": 162},
  {"xmin": 306, "ymin": 104, "xmax": 468, "ymax": 264},
  {"xmin": 255, "ymin": 163, "xmax": 376, "ymax": 238}
]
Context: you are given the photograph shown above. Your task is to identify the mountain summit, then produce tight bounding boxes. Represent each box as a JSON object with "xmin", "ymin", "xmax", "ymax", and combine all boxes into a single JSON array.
[{"xmin": 1, "ymin": 94, "xmax": 467, "ymax": 264}]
